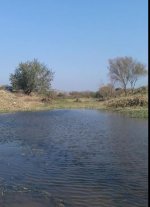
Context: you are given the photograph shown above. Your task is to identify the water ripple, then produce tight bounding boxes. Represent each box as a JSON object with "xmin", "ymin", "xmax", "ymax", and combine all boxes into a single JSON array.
[{"xmin": 0, "ymin": 110, "xmax": 148, "ymax": 207}]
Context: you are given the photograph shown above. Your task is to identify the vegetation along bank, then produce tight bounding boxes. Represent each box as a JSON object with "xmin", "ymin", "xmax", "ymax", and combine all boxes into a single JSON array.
[{"xmin": 0, "ymin": 57, "xmax": 148, "ymax": 118}]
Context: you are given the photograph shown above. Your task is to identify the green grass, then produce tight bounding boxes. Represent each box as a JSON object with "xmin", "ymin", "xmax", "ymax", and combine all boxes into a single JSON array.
[{"xmin": 113, "ymin": 107, "xmax": 148, "ymax": 118}]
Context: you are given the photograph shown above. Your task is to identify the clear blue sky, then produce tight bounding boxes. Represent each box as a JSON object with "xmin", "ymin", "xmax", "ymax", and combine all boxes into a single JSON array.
[{"xmin": 0, "ymin": 0, "xmax": 148, "ymax": 91}]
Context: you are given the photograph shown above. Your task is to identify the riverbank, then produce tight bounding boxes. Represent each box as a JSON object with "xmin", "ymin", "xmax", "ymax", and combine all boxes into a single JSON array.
[{"xmin": 0, "ymin": 90, "xmax": 148, "ymax": 118}]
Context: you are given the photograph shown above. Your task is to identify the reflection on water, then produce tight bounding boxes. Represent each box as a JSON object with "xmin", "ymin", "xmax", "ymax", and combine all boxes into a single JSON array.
[{"xmin": 0, "ymin": 110, "xmax": 148, "ymax": 207}]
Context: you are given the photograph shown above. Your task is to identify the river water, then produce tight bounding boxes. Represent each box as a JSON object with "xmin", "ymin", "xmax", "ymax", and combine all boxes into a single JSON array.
[{"xmin": 0, "ymin": 110, "xmax": 148, "ymax": 207}]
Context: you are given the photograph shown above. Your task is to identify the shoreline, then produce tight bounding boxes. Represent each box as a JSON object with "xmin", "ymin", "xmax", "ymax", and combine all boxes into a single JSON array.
[
  {"xmin": 0, "ymin": 102, "xmax": 148, "ymax": 118},
  {"xmin": 0, "ymin": 90, "xmax": 148, "ymax": 118}
]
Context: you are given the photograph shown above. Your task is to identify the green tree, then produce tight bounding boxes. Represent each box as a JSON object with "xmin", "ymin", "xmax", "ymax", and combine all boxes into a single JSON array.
[{"xmin": 10, "ymin": 59, "xmax": 54, "ymax": 95}]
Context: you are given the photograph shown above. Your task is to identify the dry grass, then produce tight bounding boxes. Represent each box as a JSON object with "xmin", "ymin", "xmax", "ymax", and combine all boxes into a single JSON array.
[
  {"xmin": 103, "ymin": 94, "xmax": 148, "ymax": 118},
  {"xmin": 106, "ymin": 95, "xmax": 148, "ymax": 108},
  {"xmin": 0, "ymin": 90, "xmax": 45, "ymax": 112}
]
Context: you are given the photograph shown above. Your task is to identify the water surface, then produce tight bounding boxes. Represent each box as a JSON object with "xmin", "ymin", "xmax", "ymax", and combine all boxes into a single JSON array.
[{"xmin": 0, "ymin": 110, "xmax": 148, "ymax": 207}]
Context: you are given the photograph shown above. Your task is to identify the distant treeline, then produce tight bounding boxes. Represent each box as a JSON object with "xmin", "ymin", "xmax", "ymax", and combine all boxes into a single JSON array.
[{"xmin": 54, "ymin": 86, "xmax": 148, "ymax": 100}]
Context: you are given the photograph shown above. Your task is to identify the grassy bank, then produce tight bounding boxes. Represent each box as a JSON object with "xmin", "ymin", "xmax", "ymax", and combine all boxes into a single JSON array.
[
  {"xmin": 0, "ymin": 89, "xmax": 148, "ymax": 118},
  {"xmin": 105, "ymin": 107, "xmax": 148, "ymax": 118}
]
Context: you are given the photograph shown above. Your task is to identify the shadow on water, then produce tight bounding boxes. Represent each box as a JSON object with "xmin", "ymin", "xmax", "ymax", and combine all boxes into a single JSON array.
[{"xmin": 0, "ymin": 109, "xmax": 148, "ymax": 207}]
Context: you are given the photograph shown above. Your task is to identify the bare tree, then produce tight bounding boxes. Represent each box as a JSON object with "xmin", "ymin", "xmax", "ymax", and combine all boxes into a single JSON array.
[
  {"xmin": 128, "ymin": 62, "xmax": 147, "ymax": 93},
  {"xmin": 108, "ymin": 56, "xmax": 147, "ymax": 95}
]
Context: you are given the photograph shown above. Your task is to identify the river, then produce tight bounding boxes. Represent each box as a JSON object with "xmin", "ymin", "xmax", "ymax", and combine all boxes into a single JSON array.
[{"xmin": 0, "ymin": 110, "xmax": 148, "ymax": 207}]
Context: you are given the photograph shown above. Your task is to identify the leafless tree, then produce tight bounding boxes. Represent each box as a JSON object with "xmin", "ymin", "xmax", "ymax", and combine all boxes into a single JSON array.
[
  {"xmin": 128, "ymin": 62, "xmax": 147, "ymax": 93},
  {"xmin": 108, "ymin": 56, "xmax": 147, "ymax": 95}
]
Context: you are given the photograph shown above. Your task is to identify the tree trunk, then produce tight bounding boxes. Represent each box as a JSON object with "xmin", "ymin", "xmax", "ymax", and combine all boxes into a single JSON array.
[{"xmin": 124, "ymin": 85, "xmax": 127, "ymax": 96}]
